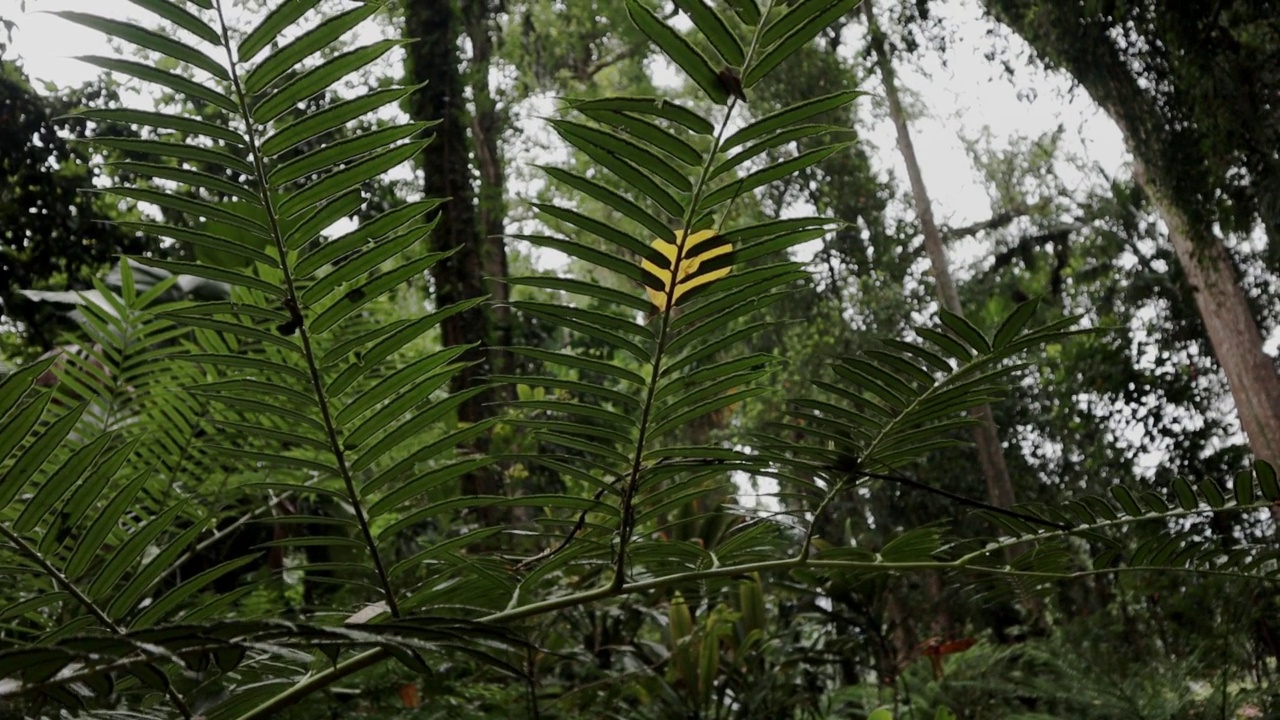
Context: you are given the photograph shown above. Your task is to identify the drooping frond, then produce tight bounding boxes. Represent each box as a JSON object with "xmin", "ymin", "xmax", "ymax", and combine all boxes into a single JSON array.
[
  {"xmin": 965, "ymin": 459, "xmax": 1280, "ymax": 594},
  {"xmin": 773, "ymin": 302, "xmax": 1280, "ymax": 595}
]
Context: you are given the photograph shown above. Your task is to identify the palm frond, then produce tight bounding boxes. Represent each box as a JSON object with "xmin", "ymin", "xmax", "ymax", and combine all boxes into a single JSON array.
[
  {"xmin": 0, "ymin": 0, "xmax": 520, "ymax": 712},
  {"xmin": 505, "ymin": 0, "xmax": 857, "ymax": 599}
]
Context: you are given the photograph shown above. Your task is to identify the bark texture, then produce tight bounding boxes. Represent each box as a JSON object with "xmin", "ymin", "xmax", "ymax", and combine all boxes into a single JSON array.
[
  {"xmin": 404, "ymin": 0, "xmax": 505, "ymax": 504},
  {"xmin": 982, "ymin": 0, "xmax": 1280, "ymax": 470},
  {"xmin": 1137, "ymin": 161, "xmax": 1280, "ymax": 469},
  {"xmin": 461, "ymin": 0, "xmax": 514, "ymax": 381}
]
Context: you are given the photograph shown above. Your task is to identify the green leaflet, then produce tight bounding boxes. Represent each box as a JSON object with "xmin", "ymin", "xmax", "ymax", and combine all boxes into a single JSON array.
[
  {"xmin": 626, "ymin": 0, "xmax": 730, "ymax": 105},
  {"xmin": 335, "ymin": 345, "xmax": 469, "ymax": 427},
  {"xmin": 566, "ymin": 96, "xmax": 715, "ymax": 135},
  {"xmin": 721, "ymin": 90, "xmax": 865, "ymax": 150},
  {"xmin": 239, "ymin": 0, "xmax": 324, "ymax": 63},
  {"xmin": 275, "ymin": 141, "xmax": 429, "ymax": 217},
  {"xmin": 55, "ymin": 11, "xmax": 230, "ymax": 81},
  {"xmin": 77, "ymin": 55, "xmax": 238, "ymax": 112},
  {"xmin": 533, "ymin": 202, "xmax": 669, "ymax": 266},
  {"xmin": 108, "ymin": 162, "xmax": 260, "ymax": 204},
  {"xmin": 130, "ymin": 555, "xmax": 262, "ymax": 628},
  {"xmin": 11, "ymin": 435, "xmax": 112, "ymax": 535},
  {"xmin": 243, "ymin": 3, "xmax": 380, "ymax": 94},
  {"xmin": 260, "ymin": 85, "xmax": 421, "ymax": 157},
  {"xmin": 673, "ymin": 0, "xmax": 746, "ymax": 67},
  {"xmin": 0, "ymin": 402, "xmax": 88, "ymax": 512},
  {"xmin": 506, "ymin": 276, "xmax": 654, "ymax": 314},
  {"xmin": 538, "ymin": 167, "xmax": 677, "ymax": 244},
  {"xmin": 75, "ymin": 108, "xmax": 243, "ymax": 144},
  {"xmin": 699, "ymin": 144, "xmax": 847, "ymax": 211},
  {"xmin": 270, "ymin": 123, "xmax": 432, "ymax": 186},
  {"xmin": 711, "ymin": 124, "xmax": 853, "ymax": 179},
  {"xmin": 574, "ymin": 109, "xmax": 703, "ymax": 166},
  {"xmin": 124, "ymin": 0, "xmax": 221, "ymax": 44},
  {"xmin": 309, "ymin": 253, "xmax": 447, "ymax": 334},
  {"xmin": 744, "ymin": 0, "xmax": 862, "ymax": 87},
  {"xmin": 64, "ymin": 471, "xmax": 153, "ymax": 581},
  {"xmin": 252, "ymin": 40, "xmax": 408, "ymax": 124},
  {"xmin": 326, "ymin": 297, "xmax": 483, "ymax": 395},
  {"xmin": 87, "ymin": 138, "xmax": 255, "ymax": 176}
]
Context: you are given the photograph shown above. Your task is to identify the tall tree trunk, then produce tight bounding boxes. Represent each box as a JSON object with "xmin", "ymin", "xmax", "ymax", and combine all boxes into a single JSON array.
[
  {"xmin": 1135, "ymin": 160, "xmax": 1280, "ymax": 470},
  {"xmin": 863, "ymin": 0, "xmax": 1021, "ymax": 515},
  {"xmin": 461, "ymin": 0, "xmax": 514, "ymax": 383},
  {"xmin": 981, "ymin": 0, "xmax": 1280, "ymax": 472},
  {"xmin": 405, "ymin": 0, "xmax": 505, "ymax": 512}
]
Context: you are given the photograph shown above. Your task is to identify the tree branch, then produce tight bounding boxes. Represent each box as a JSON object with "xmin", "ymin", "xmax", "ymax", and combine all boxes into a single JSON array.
[
  {"xmin": 580, "ymin": 45, "xmax": 643, "ymax": 81},
  {"xmin": 940, "ymin": 207, "xmax": 1027, "ymax": 239}
]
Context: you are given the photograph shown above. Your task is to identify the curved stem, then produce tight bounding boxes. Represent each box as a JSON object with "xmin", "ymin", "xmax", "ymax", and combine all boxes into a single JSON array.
[
  {"xmin": 235, "ymin": 522, "xmax": 1280, "ymax": 720},
  {"xmin": 614, "ymin": 0, "xmax": 778, "ymax": 591},
  {"xmin": 953, "ymin": 497, "xmax": 1280, "ymax": 564}
]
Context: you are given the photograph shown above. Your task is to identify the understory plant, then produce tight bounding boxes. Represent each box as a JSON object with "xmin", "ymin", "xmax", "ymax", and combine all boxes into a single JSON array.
[{"xmin": 0, "ymin": 0, "xmax": 1276, "ymax": 718}]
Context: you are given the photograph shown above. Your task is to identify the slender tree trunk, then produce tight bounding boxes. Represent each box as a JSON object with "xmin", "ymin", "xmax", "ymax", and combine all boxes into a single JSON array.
[
  {"xmin": 461, "ymin": 0, "xmax": 514, "ymax": 383},
  {"xmin": 863, "ymin": 0, "xmax": 1021, "ymax": 515},
  {"xmin": 405, "ymin": 0, "xmax": 505, "ymax": 512},
  {"xmin": 982, "ymin": 0, "xmax": 1280, "ymax": 472}
]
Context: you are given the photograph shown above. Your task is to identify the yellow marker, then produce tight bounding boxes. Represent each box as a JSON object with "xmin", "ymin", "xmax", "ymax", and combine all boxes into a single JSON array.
[{"xmin": 641, "ymin": 228, "xmax": 732, "ymax": 311}]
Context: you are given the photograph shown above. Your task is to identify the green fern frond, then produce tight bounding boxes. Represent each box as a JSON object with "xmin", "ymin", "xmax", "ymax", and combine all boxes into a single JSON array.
[
  {"xmin": 783, "ymin": 301, "xmax": 1086, "ymax": 480},
  {"xmin": 55, "ymin": 0, "xmax": 482, "ymax": 615},
  {"xmin": 967, "ymin": 459, "xmax": 1280, "ymax": 585},
  {"xmin": 503, "ymin": 0, "xmax": 860, "ymax": 598},
  {"xmin": 780, "ymin": 300, "xmax": 1279, "ymax": 591},
  {"xmin": 0, "ymin": 358, "xmax": 206, "ymax": 714},
  {"xmin": 0, "ymin": 0, "xmax": 517, "ymax": 711}
]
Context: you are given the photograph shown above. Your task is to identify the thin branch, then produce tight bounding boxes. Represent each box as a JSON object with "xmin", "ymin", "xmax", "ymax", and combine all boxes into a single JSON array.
[
  {"xmin": 855, "ymin": 467, "xmax": 1071, "ymax": 531},
  {"xmin": 989, "ymin": 221, "xmax": 1087, "ymax": 273},
  {"xmin": 940, "ymin": 208, "xmax": 1027, "ymax": 240},
  {"xmin": 580, "ymin": 45, "xmax": 643, "ymax": 81}
]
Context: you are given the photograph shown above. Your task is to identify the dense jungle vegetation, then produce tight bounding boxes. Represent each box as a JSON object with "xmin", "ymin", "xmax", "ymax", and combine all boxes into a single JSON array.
[{"xmin": 1, "ymin": 0, "xmax": 1279, "ymax": 717}]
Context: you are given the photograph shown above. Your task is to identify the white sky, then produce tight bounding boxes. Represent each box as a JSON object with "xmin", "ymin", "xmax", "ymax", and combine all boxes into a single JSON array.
[
  {"xmin": 0, "ymin": 0, "xmax": 1129, "ymax": 235},
  {"xmin": 864, "ymin": 0, "xmax": 1129, "ymax": 209}
]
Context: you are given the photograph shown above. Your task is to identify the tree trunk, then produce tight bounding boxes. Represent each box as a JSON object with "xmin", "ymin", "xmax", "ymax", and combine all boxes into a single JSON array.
[
  {"xmin": 461, "ymin": 0, "xmax": 514, "ymax": 383},
  {"xmin": 404, "ymin": 0, "xmax": 505, "ymax": 511},
  {"xmin": 981, "ymin": 0, "xmax": 1280, "ymax": 472},
  {"xmin": 1136, "ymin": 161, "xmax": 1280, "ymax": 470},
  {"xmin": 863, "ymin": 0, "xmax": 1021, "ymax": 515}
]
